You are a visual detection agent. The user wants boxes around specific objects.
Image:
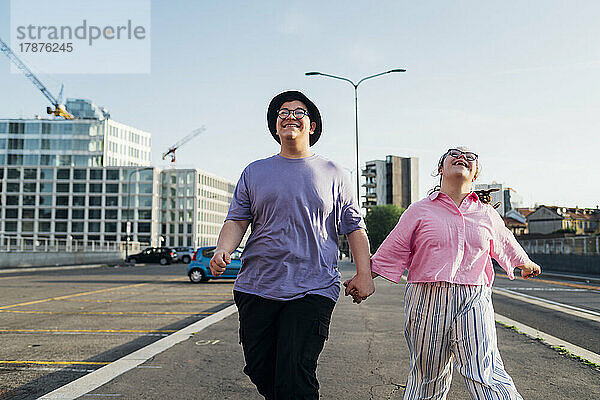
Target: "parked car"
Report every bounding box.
[127,247,177,265]
[173,246,195,263]
[187,246,242,283]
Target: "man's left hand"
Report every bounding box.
[343,273,375,304]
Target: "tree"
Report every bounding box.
[364,204,405,253]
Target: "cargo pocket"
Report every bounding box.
[302,314,330,364]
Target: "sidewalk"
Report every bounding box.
[64,263,600,399]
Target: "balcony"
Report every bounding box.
[362,170,376,178]
[362,182,376,188]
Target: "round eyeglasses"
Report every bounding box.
[447,149,478,162]
[277,108,309,120]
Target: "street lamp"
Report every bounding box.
[125,166,154,260]
[305,69,406,206]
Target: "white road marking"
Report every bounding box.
[495,313,600,365]
[492,287,600,322]
[497,287,590,292]
[37,304,237,400]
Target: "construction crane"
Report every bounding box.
[0,36,74,119]
[162,126,206,163]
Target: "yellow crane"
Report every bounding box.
[0,36,74,119]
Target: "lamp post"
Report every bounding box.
[125,166,153,260]
[305,69,406,207]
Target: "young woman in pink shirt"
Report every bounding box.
[351,147,541,400]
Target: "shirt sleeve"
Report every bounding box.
[489,208,530,279]
[338,172,366,235]
[370,205,419,283]
[225,168,253,222]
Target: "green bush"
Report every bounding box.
[365,204,405,253]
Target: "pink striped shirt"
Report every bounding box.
[370,191,531,286]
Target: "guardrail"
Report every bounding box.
[519,236,600,255]
[0,235,145,253]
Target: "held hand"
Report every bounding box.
[343,273,375,304]
[209,250,231,277]
[519,262,541,279]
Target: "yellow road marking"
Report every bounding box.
[0,360,110,365]
[0,277,181,310]
[60,299,229,304]
[0,310,214,315]
[499,275,600,291]
[0,328,177,333]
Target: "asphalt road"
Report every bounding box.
[0,263,235,400]
[492,271,600,354]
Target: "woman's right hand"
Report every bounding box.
[519,262,541,279]
[209,250,231,276]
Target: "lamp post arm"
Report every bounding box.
[310,72,357,88]
[357,70,397,87]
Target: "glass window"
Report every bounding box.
[39,182,53,192]
[139,196,153,207]
[88,222,101,232]
[89,183,102,193]
[106,183,118,193]
[89,196,102,206]
[106,170,119,180]
[55,222,68,232]
[40,168,53,179]
[72,209,85,219]
[57,169,70,179]
[7,168,20,179]
[56,183,69,192]
[73,183,86,192]
[7,182,19,192]
[23,168,37,179]
[23,195,35,205]
[7,154,23,165]
[5,209,18,218]
[139,169,153,181]
[39,209,52,219]
[138,222,151,233]
[105,209,118,219]
[56,196,69,206]
[139,183,153,194]
[73,169,86,179]
[105,222,117,232]
[106,196,118,206]
[55,209,68,219]
[90,169,103,180]
[22,208,35,219]
[5,221,17,232]
[71,222,84,232]
[6,196,18,205]
[89,209,101,219]
[72,196,85,206]
[22,182,36,192]
[138,210,152,219]
[178,224,184,234]
[38,195,52,206]
[39,221,51,232]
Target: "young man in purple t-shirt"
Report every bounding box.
[209,90,374,399]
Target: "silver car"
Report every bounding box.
[173,246,195,263]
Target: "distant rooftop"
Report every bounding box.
[65,98,110,120]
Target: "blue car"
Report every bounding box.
[187,246,242,283]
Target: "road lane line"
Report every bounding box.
[0,361,111,365]
[496,275,600,291]
[492,287,600,322]
[0,310,214,316]
[38,304,238,400]
[60,299,228,304]
[0,329,177,333]
[495,313,600,365]
[0,278,182,310]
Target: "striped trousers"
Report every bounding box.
[403,282,522,400]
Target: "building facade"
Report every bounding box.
[0,165,159,245]
[362,155,419,211]
[0,100,151,168]
[158,169,236,248]
[527,206,600,235]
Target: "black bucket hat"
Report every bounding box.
[267,90,322,146]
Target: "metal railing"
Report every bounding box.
[519,236,600,255]
[0,235,145,253]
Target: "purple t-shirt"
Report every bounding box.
[226,154,365,302]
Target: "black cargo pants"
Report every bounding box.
[233,291,336,400]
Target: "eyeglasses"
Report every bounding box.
[447,148,478,162]
[277,108,309,120]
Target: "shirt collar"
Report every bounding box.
[428,190,480,203]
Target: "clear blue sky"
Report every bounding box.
[1,1,599,208]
